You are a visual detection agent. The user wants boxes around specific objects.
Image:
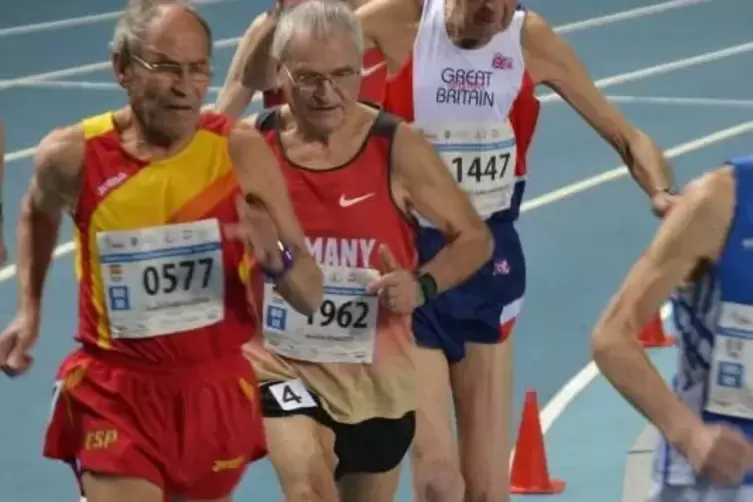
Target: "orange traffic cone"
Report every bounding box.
[639,313,676,348]
[510,390,566,495]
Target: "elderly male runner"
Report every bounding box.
[216,0,387,117]
[0,2,322,502]
[352,0,678,500]
[240,1,492,500]
[593,157,753,501]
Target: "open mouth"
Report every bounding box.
[309,105,338,112]
[165,104,194,111]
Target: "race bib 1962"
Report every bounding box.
[418,120,519,224]
[705,301,753,420]
[262,265,380,364]
[97,219,225,340]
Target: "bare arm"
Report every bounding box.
[228,121,323,315]
[355,0,420,72]
[392,122,493,293]
[18,126,83,312]
[592,167,733,452]
[523,12,674,197]
[215,12,278,119]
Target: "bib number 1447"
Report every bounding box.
[451,153,510,183]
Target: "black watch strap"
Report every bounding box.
[656,187,678,196]
[416,272,438,306]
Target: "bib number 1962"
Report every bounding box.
[306,299,369,329]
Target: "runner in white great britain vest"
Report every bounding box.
[359,0,677,498]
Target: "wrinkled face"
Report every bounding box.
[451,0,517,44]
[279,29,361,135]
[114,6,212,146]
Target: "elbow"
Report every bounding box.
[590,321,613,368]
[590,309,636,370]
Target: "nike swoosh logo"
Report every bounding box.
[362,61,386,78]
[339,193,375,207]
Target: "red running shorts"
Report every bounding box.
[43,347,267,499]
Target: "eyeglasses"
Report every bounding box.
[132,54,213,84]
[282,65,360,92]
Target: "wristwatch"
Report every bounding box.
[415,272,438,307]
[260,241,295,280]
[656,187,678,196]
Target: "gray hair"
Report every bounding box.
[270,0,364,62]
[110,0,213,65]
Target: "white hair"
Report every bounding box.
[110,0,213,62]
[270,0,364,62]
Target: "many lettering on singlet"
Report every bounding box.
[98,219,225,339]
[263,237,380,364]
[705,302,753,419]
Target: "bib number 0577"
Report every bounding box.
[307,299,369,329]
[452,153,510,183]
[142,257,214,296]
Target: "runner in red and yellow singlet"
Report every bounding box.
[240,2,492,500]
[0,3,322,502]
[216,0,387,120]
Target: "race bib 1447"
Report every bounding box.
[419,120,519,222]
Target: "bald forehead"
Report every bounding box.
[143,4,211,57]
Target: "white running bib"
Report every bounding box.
[419,120,518,223]
[97,219,225,340]
[268,379,318,411]
[262,265,380,364]
[705,301,753,419]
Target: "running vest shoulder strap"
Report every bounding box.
[368,107,403,184]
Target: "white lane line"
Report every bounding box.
[554,0,708,34]
[7,40,752,165]
[605,95,753,108]
[0,0,706,92]
[0,0,235,38]
[9,80,223,93]
[539,302,673,438]
[0,36,241,92]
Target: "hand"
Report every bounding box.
[0,310,40,378]
[227,194,286,274]
[683,423,753,487]
[651,189,679,218]
[366,245,421,315]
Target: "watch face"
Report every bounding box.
[420,274,437,297]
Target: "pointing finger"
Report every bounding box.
[379,244,401,273]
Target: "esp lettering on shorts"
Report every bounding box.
[84,429,118,450]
